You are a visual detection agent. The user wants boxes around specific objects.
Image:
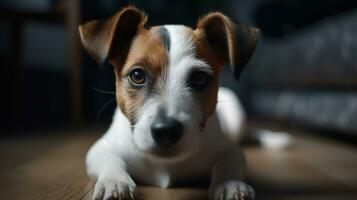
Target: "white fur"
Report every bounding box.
[87,86,245,183]
[164,25,211,121]
[216,87,246,142]
[86,25,254,200]
[130,25,210,160]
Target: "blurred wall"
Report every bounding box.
[239,0,357,134]
[1,0,357,136]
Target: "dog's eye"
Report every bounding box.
[129,68,146,86]
[188,71,211,90]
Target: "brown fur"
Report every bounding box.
[188,28,222,120]
[196,12,259,79]
[192,12,259,120]
[114,27,169,123]
[79,6,147,67]
[197,12,236,66]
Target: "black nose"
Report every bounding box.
[151,115,183,148]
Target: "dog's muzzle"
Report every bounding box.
[150,112,183,148]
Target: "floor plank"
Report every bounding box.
[0,127,357,199]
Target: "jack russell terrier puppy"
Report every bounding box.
[79,6,259,200]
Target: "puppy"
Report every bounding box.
[79,6,259,200]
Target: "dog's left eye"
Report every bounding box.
[128,68,146,86]
[188,71,211,90]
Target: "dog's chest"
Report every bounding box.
[128,147,221,188]
[127,133,229,188]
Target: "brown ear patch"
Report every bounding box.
[197,12,235,67]
[78,6,147,67]
[196,12,259,80]
[234,23,260,78]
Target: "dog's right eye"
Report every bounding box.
[128,68,146,86]
[188,70,211,90]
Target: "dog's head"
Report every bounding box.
[79,6,259,159]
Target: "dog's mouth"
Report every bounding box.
[148,146,181,158]
[143,145,196,164]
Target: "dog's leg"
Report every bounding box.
[86,139,136,200]
[209,147,255,200]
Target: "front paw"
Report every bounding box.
[209,180,255,200]
[92,174,136,200]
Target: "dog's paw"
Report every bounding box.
[92,174,136,200]
[210,180,255,200]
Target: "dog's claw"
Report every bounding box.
[113,191,118,199]
[92,175,136,200]
[234,191,255,200]
[237,182,255,200]
[232,192,255,200]
[105,197,117,200]
[210,180,255,200]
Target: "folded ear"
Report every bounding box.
[79,6,147,67]
[196,12,259,80]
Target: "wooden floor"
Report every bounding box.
[1,126,357,200]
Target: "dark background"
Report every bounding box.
[1,0,357,138]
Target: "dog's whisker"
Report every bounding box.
[96,97,116,121]
[90,86,116,95]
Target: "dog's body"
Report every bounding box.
[80,7,258,200]
[87,87,245,186]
